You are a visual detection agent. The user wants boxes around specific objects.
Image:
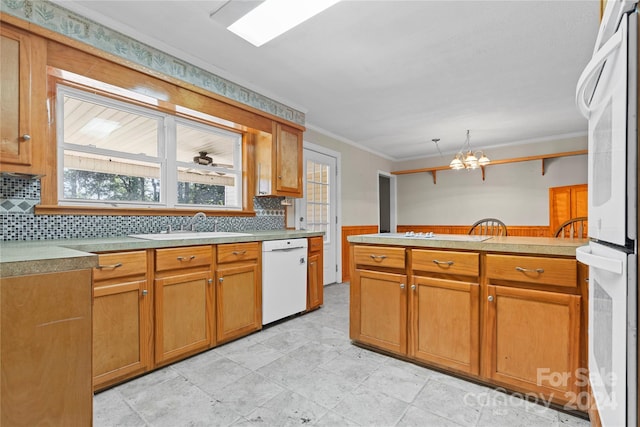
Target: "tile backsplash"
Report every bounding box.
[1,176,285,241]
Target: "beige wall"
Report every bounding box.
[304,129,588,228]
[303,128,394,226]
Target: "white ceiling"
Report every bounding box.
[53,0,600,161]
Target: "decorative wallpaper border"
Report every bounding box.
[0,0,305,126]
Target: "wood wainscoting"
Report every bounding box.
[342,225,378,282]
[397,225,550,237]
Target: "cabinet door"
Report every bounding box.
[154,271,213,365]
[275,123,302,196]
[307,252,323,310]
[410,276,480,375]
[0,26,32,166]
[484,285,581,400]
[549,184,588,235]
[215,263,261,344]
[93,279,152,390]
[350,269,407,355]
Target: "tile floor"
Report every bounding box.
[94,282,591,426]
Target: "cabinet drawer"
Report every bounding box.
[353,245,405,269]
[486,254,577,289]
[412,249,479,276]
[309,236,323,253]
[156,245,213,272]
[217,242,259,264]
[93,251,147,282]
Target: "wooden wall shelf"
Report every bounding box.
[391,150,588,184]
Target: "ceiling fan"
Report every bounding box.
[193,151,233,169]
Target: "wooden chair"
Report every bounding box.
[554,217,588,238]
[468,218,508,236]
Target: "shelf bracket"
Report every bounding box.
[481,166,486,181]
[541,158,546,176]
[429,170,437,184]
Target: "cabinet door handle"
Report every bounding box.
[515,266,544,274]
[97,262,122,269]
[177,255,196,261]
[219,277,224,283]
[411,285,416,291]
[141,289,148,296]
[432,260,454,266]
[370,254,387,261]
[232,250,247,255]
[488,295,494,302]
[208,279,213,284]
[400,283,405,289]
[22,134,31,141]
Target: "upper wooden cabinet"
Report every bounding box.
[549,184,588,236]
[0,25,47,174]
[255,122,303,197]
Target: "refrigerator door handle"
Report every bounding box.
[575,27,624,118]
[576,245,623,274]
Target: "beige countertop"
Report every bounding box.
[347,233,587,256]
[0,230,323,278]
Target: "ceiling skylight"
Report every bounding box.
[227,0,340,47]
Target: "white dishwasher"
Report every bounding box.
[262,238,308,325]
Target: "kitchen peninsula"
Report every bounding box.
[348,233,588,412]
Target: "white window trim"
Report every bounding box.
[56,84,243,210]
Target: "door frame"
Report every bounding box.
[297,141,342,284]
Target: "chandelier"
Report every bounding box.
[449,130,490,170]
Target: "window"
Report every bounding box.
[57,84,243,209]
[305,159,330,235]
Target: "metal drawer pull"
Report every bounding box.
[488,295,494,302]
[232,250,247,255]
[432,260,454,266]
[141,289,148,296]
[515,266,544,274]
[400,283,405,289]
[370,254,387,260]
[177,255,196,261]
[97,263,122,270]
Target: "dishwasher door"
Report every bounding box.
[262,239,308,325]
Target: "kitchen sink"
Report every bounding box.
[129,231,251,240]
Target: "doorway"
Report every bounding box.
[378,171,396,234]
[296,143,340,284]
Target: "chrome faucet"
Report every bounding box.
[187,212,206,232]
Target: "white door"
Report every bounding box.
[297,145,339,285]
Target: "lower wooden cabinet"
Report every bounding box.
[307,236,324,311]
[410,249,480,375]
[351,268,408,355]
[215,242,261,344]
[90,238,319,390]
[92,250,152,391]
[349,243,586,410]
[154,246,214,366]
[1,269,93,426]
[484,284,581,400]
[411,276,480,375]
